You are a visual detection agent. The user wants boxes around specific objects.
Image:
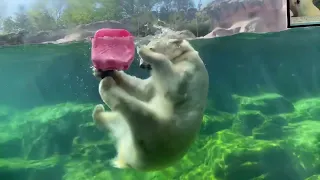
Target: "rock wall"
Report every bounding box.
[204,0,288,37]
[0,19,161,46]
[0,0,292,46]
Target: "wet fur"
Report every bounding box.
[92,38,209,171]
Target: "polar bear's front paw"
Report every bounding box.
[93,104,105,115]
[100,76,116,91]
[92,104,105,130]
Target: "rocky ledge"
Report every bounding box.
[0,20,199,47]
[0,0,292,47]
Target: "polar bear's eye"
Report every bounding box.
[149,48,155,51]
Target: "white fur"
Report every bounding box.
[92,38,209,171]
[290,0,320,16]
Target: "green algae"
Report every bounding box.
[1,94,320,179]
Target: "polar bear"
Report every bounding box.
[92,38,209,171]
[290,0,320,16]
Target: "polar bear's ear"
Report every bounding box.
[168,39,183,45]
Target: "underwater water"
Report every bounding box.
[1,27,320,180]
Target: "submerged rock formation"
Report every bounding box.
[1,95,320,179]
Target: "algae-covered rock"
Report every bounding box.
[0,119,23,158]
[64,136,211,180]
[253,120,284,140]
[61,122,318,180]
[284,121,320,152]
[269,115,289,126]
[0,156,65,180]
[305,175,320,180]
[0,105,16,121]
[77,122,105,143]
[252,115,289,140]
[292,98,320,122]
[1,103,95,160]
[201,112,234,135]
[208,130,303,180]
[0,132,22,158]
[232,110,266,136]
[233,93,295,115]
[2,96,320,180]
[71,138,114,162]
[277,98,320,123]
[282,121,320,177]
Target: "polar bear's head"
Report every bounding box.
[137,38,194,69]
[289,0,320,17]
[145,38,193,60]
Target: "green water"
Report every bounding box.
[1,27,320,180]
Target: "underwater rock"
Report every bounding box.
[294,98,320,121]
[0,103,95,160]
[284,121,320,152]
[77,122,105,143]
[252,114,288,140]
[269,115,289,126]
[0,156,65,180]
[283,121,320,178]
[201,112,234,135]
[71,121,115,162]
[1,100,320,179]
[209,130,303,180]
[280,98,320,123]
[252,120,284,140]
[233,93,295,115]
[232,110,266,136]
[71,136,114,162]
[305,175,320,180]
[0,106,16,122]
[250,115,288,141]
[0,132,22,158]
[0,108,23,158]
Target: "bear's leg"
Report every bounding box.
[92,104,119,130]
[111,140,130,169]
[111,157,128,169]
[93,105,132,169]
[106,84,160,134]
